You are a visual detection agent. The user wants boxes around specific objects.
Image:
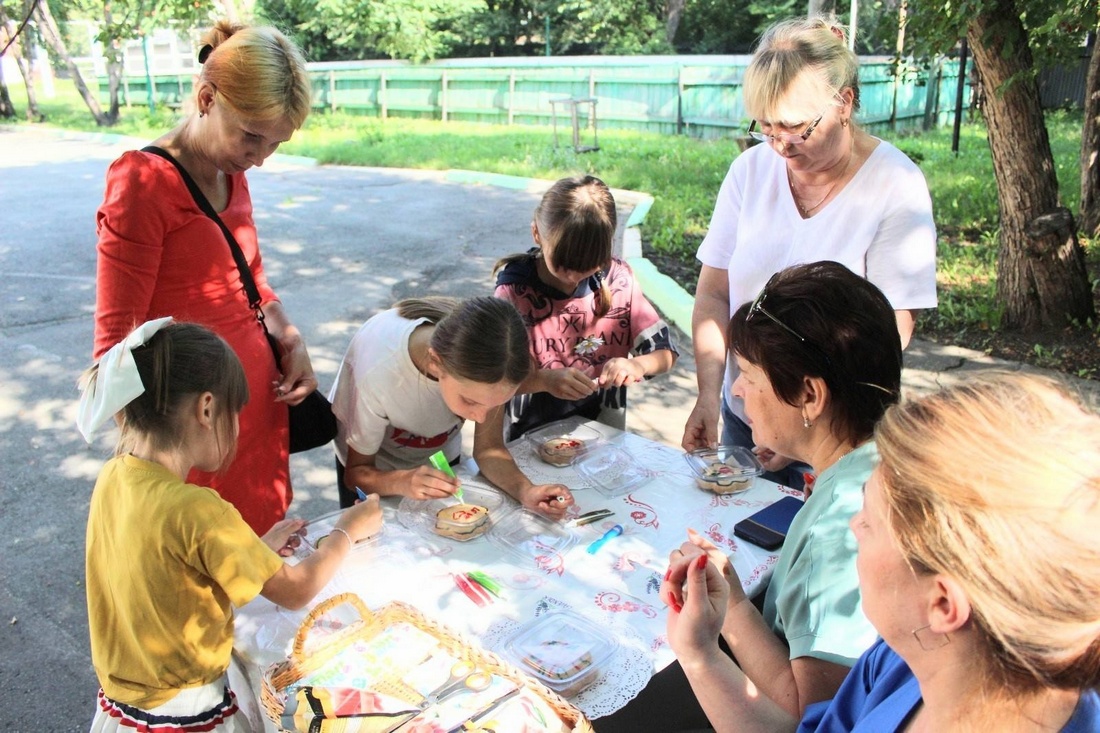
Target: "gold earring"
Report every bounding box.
[912,625,950,651]
[842,118,849,128]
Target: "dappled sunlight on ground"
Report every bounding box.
[60,452,110,482]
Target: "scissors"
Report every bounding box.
[421,661,492,708]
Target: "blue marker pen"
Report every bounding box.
[354,486,369,502]
[586,524,624,554]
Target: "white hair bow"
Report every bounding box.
[77,317,174,443]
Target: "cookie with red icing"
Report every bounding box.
[433,503,490,541]
[538,437,585,466]
[695,461,753,494]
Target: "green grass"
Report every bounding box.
[9,82,1093,337]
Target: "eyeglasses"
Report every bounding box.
[747,111,826,146]
[747,281,833,370]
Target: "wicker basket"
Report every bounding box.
[260,593,594,733]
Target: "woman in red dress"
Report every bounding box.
[94,21,315,533]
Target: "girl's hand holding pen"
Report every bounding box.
[401,464,462,501]
[542,367,598,401]
[337,493,383,543]
[597,357,645,389]
[522,483,574,519]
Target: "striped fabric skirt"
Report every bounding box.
[89,679,254,733]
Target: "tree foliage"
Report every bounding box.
[258,0,793,62]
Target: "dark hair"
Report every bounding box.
[728,261,901,446]
[494,176,616,316]
[395,297,531,385]
[86,322,249,463]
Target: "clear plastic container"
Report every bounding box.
[524,418,610,467]
[684,445,764,494]
[502,610,617,697]
[485,508,577,565]
[289,508,385,562]
[396,481,507,542]
[574,443,653,497]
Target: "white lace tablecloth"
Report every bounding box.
[233,426,798,729]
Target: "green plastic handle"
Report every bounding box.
[467,571,503,597]
[429,450,462,501]
[428,450,457,477]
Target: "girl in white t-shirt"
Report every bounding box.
[330,296,575,519]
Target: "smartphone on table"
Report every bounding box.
[733,495,804,550]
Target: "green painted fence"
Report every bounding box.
[100,54,968,139]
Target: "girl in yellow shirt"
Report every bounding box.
[79,318,380,732]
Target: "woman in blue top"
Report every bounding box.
[664,372,1100,732]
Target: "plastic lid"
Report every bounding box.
[524,417,610,466]
[288,507,385,563]
[397,481,507,541]
[683,445,764,494]
[684,445,764,477]
[575,443,653,497]
[485,507,577,565]
[503,610,617,696]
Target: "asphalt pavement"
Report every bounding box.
[1,125,1096,732]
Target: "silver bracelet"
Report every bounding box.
[330,527,354,548]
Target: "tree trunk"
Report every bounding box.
[1081,33,1100,236]
[4,2,44,122]
[0,8,18,118]
[0,59,15,118]
[665,0,686,47]
[33,0,111,126]
[101,6,121,125]
[967,3,1095,331]
[15,37,43,121]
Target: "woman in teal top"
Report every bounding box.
[666,373,1100,732]
[660,261,903,722]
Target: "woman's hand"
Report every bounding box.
[261,518,308,557]
[664,553,730,661]
[519,483,574,519]
[401,466,461,501]
[540,367,598,401]
[272,335,318,406]
[752,447,795,473]
[665,529,748,611]
[598,357,645,388]
[337,493,383,542]
[682,397,720,451]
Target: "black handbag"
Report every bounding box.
[143,146,338,453]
